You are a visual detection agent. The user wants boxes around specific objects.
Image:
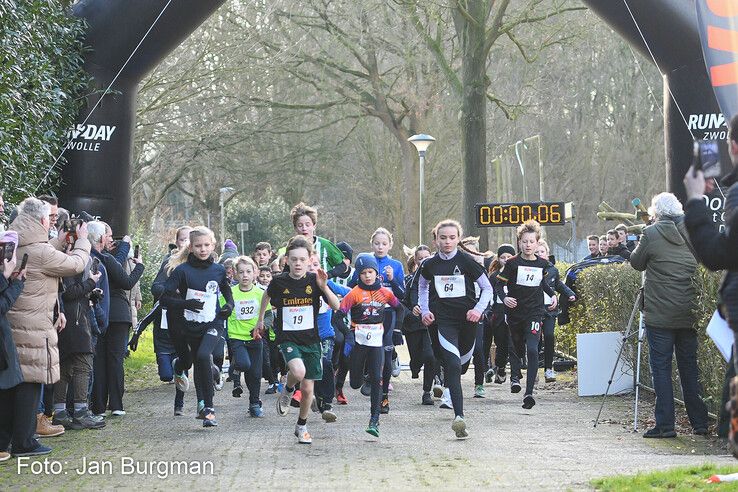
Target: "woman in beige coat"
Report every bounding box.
[3,198,90,457]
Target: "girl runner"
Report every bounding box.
[418,220,493,439]
[340,254,403,437]
[535,240,576,383]
[255,236,340,444]
[161,227,234,427]
[498,220,556,409]
[484,244,515,385]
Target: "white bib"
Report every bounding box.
[184,288,217,323]
[318,296,329,314]
[354,323,383,347]
[160,308,168,330]
[516,266,543,287]
[282,305,314,332]
[543,292,553,305]
[236,299,258,320]
[434,275,466,299]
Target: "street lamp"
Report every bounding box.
[219,186,234,249]
[408,134,435,244]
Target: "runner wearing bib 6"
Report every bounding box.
[418,220,493,440]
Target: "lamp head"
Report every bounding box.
[408,134,436,154]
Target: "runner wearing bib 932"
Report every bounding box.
[339,254,403,438]
[497,220,557,410]
[419,220,492,440]
[255,236,340,445]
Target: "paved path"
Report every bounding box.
[1,368,734,490]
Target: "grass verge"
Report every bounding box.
[123,331,159,392]
[592,464,738,491]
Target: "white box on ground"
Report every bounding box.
[576,331,634,397]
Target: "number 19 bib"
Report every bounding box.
[434,275,465,298]
[282,306,314,331]
[516,266,543,287]
[354,323,383,347]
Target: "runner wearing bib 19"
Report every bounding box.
[497,220,557,410]
[339,254,403,437]
[255,236,340,445]
[418,220,493,440]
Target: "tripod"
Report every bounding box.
[594,284,645,430]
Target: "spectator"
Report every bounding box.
[124,248,143,328]
[630,192,708,438]
[90,223,144,417]
[218,239,239,265]
[684,113,738,451]
[5,197,90,456]
[0,233,26,462]
[38,195,59,238]
[598,235,608,256]
[583,235,600,260]
[606,229,630,259]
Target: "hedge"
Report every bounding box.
[557,262,726,415]
[0,0,88,202]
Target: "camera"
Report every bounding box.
[62,218,83,233]
[693,140,722,179]
[0,241,15,273]
[89,288,104,304]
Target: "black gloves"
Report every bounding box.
[183,299,205,312]
[217,303,233,320]
[128,333,140,352]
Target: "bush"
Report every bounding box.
[558,262,726,415]
[0,1,88,202]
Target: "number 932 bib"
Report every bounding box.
[236,299,258,320]
[434,275,466,298]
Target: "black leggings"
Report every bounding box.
[182,328,221,409]
[509,319,542,396]
[542,316,556,370]
[404,329,436,392]
[490,312,509,370]
[350,343,384,419]
[335,331,352,392]
[473,322,487,385]
[381,310,396,395]
[436,318,476,418]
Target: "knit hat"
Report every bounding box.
[336,241,353,262]
[354,253,379,275]
[224,239,237,251]
[497,244,515,257]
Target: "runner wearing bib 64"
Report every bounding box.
[497,220,556,410]
[339,254,403,437]
[255,236,340,444]
[418,220,493,440]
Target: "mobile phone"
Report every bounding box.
[693,140,722,178]
[0,241,14,261]
[134,245,140,259]
[627,234,639,242]
[91,257,100,275]
[19,253,28,272]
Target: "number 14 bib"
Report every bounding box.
[434,275,466,298]
[516,266,543,287]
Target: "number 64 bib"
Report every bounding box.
[434,275,465,298]
[282,306,314,331]
[354,323,384,347]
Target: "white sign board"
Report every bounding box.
[576,331,634,397]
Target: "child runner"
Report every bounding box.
[255,236,340,444]
[161,226,234,427]
[348,227,405,413]
[257,266,281,394]
[498,220,557,409]
[222,256,271,416]
[535,240,576,383]
[484,244,515,385]
[289,202,348,278]
[253,241,274,268]
[418,220,492,439]
[401,245,437,406]
[339,254,403,437]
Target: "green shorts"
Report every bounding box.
[279,342,323,381]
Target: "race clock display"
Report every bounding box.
[475,202,573,227]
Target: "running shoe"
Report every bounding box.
[544,369,557,382]
[452,416,469,439]
[174,406,184,416]
[484,368,495,384]
[249,403,264,418]
[360,380,371,397]
[232,384,243,398]
[71,409,106,430]
[265,383,278,395]
[277,387,294,416]
[643,427,676,438]
[522,394,536,409]
[494,367,507,384]
[366,419,380,437]
[432,378,444,398]
[391,356,401,377]
[214,373,224,392]
[422,392,434,406]
[474,384,485,398]
[322,408,337,423]
[439,388,453,409]
[196,400,205,419]
[510,379,522,394]
[203,408,218,427]
[388,382,394,393]
[111,410,126,416]
[294,424,312,444]
[336,390,348,405]
[291,390,302,408]
[380,398,390,414]
[173,358,189,392]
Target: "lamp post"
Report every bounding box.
[219,186,234,249]
[408,134,435,244]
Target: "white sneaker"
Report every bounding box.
[294,424,312,444]
[111,410,126,416]
[391,357,401,377]
[432,380,444,399]
[439,388,453,410]
[276,387,293,416]
[452,415,469,439]
[545,369,557,382]
[173,358,189,392]
[214,373,224,391]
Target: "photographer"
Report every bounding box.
[630,192,708,438]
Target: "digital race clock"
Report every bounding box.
[475,202,573,227]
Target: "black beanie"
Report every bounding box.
[497,244,516,257]
[336,241,353,262]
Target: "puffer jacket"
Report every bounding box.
[5,213,90,384]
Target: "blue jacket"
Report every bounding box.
[349,254,406,299]
[317,280,350,340]
[90,249,110,333]
[0,276,24,390]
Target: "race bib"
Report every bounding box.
[160,308,168,330]
[282,306,314,332]
[318,296,329,314]
[354,323,383,347]
[543,292,553,305]
[184,286,218,323]
[516,266,543,287]
[434,275,465,299]
[236,299,258,320]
